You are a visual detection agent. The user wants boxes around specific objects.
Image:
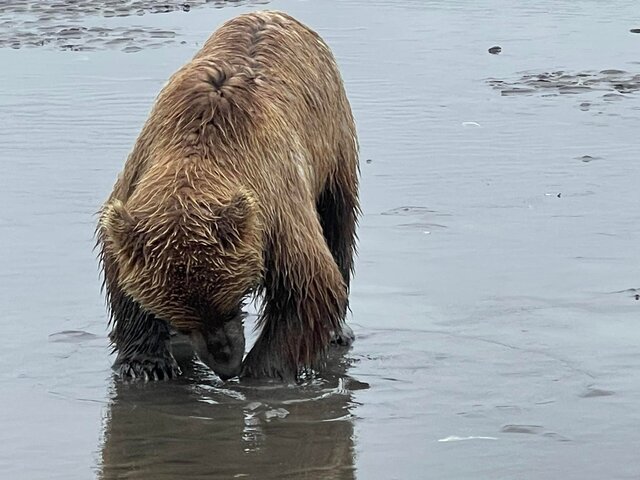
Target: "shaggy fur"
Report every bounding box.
[97,10,359,381]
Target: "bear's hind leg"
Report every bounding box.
[316,179,358,289]
[109,292,181,381]
[317,165,359,347]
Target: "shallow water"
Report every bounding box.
[1,1,640,479]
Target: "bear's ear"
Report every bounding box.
[100,199,137,251]
[213,189,258,250]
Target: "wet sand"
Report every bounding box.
[1,1,640,479]
[0,0,268,51]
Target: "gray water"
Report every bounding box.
[1,1,640,479]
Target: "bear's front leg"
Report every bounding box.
[110,294,181,381]
[242,212,348,380]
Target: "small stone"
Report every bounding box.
[488,46,502,54]
[264,408,289,421]
[630,28,640,34]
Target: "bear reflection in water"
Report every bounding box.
[99,346,365,480]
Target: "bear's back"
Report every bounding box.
[152,11,345,141]
[110,10,354,207]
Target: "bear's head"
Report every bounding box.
[100,188,263,380]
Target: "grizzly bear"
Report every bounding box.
[97,11,359,381]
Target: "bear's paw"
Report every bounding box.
[115,356,181,382]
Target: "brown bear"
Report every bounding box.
[96,10,359,381]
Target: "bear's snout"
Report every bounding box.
[189,324,245,381]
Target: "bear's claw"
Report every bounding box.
[115,356,181,382]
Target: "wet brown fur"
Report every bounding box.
[96,11,359,379]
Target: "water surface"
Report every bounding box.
[1,1,639,479]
